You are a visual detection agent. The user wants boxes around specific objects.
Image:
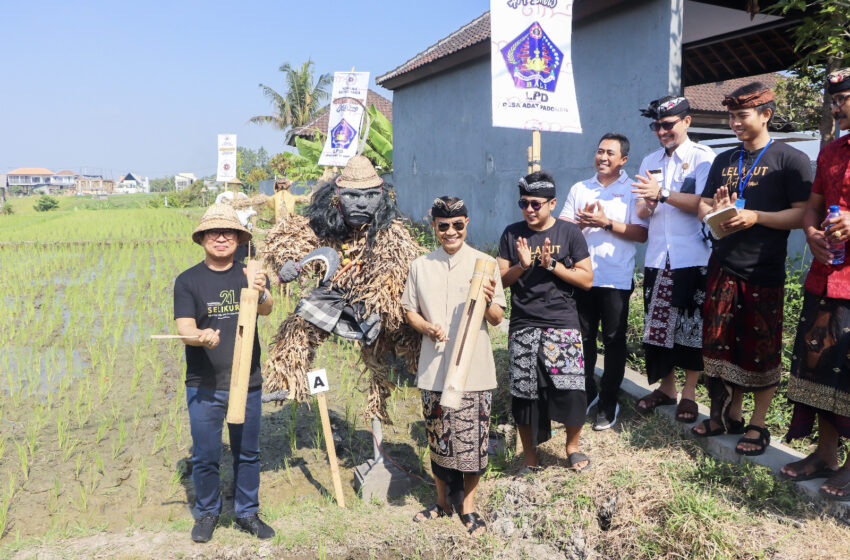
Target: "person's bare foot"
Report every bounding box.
[692,418,723,435]
[820,467,850,499]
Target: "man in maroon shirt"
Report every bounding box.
[781,67,850,501]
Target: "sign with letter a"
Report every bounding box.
[490,0,581,133]
[308,368,330,395]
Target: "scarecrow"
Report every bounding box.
[261,155,423,421]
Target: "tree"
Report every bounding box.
[775,66,825,131]
[768,0,850,145]
[150,176,175,192]
[248,60,332,143]
[34,195,59,212]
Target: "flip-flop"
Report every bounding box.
[675,398,698,423]
[819,468,850,501]
[568,452,592,472]
[413,503,453,522]
[636,389,676,413]
[460,512,487,535]
[782,453,839,482]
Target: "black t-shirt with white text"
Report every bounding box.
[498,219,590,332]
[701,141,812,286]
[173,261,269,390]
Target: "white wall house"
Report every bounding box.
[175,172,196,191]
[50,170,78,189]
[7,168,55,192]
[115,172,150,194]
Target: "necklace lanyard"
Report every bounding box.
[737,138,772,199]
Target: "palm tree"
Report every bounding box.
[249,60,332,143]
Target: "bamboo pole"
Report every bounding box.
[317,392,346,508]
[226,259,261,424]
[530,130,541,172]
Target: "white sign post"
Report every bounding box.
[307,369,345,508]
[216,134,237,183]
[490,1,581,134]
[318,72,370,167]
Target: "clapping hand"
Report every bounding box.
[516,237,533,270]
[576,202,610,229]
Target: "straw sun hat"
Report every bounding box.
[191,203,252,245]
[334,155,384,189]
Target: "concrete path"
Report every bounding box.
[599,358,850,520]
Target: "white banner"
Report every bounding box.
[318,71,370,167]
[216,133,237,182]
[490,1,581,133]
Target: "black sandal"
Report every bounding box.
[724,412,745,435]
[413,503,453,522]
[460,512,487,535]
[691,419,725,437]
[735,425,770,456]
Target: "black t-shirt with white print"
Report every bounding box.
[173,261,269,390]
[498,219,590,333]
[701,141,812,286]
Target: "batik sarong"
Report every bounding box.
[642,260,707,384]
[421,389,491,474]
[785,291,850,441]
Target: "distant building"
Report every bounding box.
[115,172,150,194]
[175,172,196,191]
[7,168,56,193]
[286,89,393,146]
[50,170,79,190]
[76,175,115,195]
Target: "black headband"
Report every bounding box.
[828,68,850,95]
[640,96,690,119]
[518,177,556,199]
[431,197,468,218]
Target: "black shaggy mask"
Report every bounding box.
[307,179,402,247]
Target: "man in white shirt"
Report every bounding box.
[630,96,716,423]
[560,133,648,430]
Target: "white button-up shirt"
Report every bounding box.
[559,170,648,290]
[638,138,715,269]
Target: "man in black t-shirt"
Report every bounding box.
[173,203,274,543]
[497,171,594,473]
[695,82,812,456]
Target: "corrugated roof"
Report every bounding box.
[9,167,55,175]
[376,12,490,87]
[288,89,394,143]
[685,72,782,113]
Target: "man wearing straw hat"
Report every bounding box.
[174,203,274,543]
[402,196,505,536]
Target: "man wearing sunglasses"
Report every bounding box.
[174,204,274,543]
[629,95,716,425]
[559,133,648,431]
[497,171,594,473]
[403,196,505,535]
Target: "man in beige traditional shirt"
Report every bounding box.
[402,196,505,536]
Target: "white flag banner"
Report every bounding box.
[490,1,581,133]
[318,71,370,167]
[216,133,237,182]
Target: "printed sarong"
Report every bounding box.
[421,390,491,474]
[509,327,584,399]
[785,291,850,441]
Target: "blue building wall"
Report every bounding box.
[390,0,684,251]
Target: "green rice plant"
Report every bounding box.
[95,415,109,444]
[47,478,60,515]
[167,470,182,498]
[77,483,88,513]
[282,456,294,485]
[288,402,298,454]
[0,436,6,463]
[62,437,79,462]
[152,417,169,454]
[137,458,147,506]
[112,418,126,459]
[14,441,29,481]
[93,451,106,475]
[75,452,84,478]
[0,475,15,538]
[144,387,153,409]
[25,422,39,457]
[56,410,69,451]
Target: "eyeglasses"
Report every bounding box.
[832,93,850,107]
[436,220,466,232]
[649,119,681,132]
[518,199,545,211]
[205,229,237,240]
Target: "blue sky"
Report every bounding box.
[0,0,489,179]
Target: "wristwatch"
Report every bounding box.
[603,222,613,232]
[258,290,268,305]
[562,256,575,269]
[546,259,557,272]
[658,188,671,204]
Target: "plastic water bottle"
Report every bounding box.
[826,205,845,265]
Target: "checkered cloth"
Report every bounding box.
[295,286,381,344]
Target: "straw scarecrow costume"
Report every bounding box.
[261,156,423,421]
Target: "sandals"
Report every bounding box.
[735,425,770,456]
[636,389,676,413]
[460,512,487,535]
[675,398,698,423]
[819,467,850,501]
[568,452,592,472]
[413,503,453,522]
[782,453,839,482]
[691,419,725,437]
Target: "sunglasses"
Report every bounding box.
[205,229,237,240]
[436,220,466,232]
[518,199,545,211]
[649,119,681,131]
